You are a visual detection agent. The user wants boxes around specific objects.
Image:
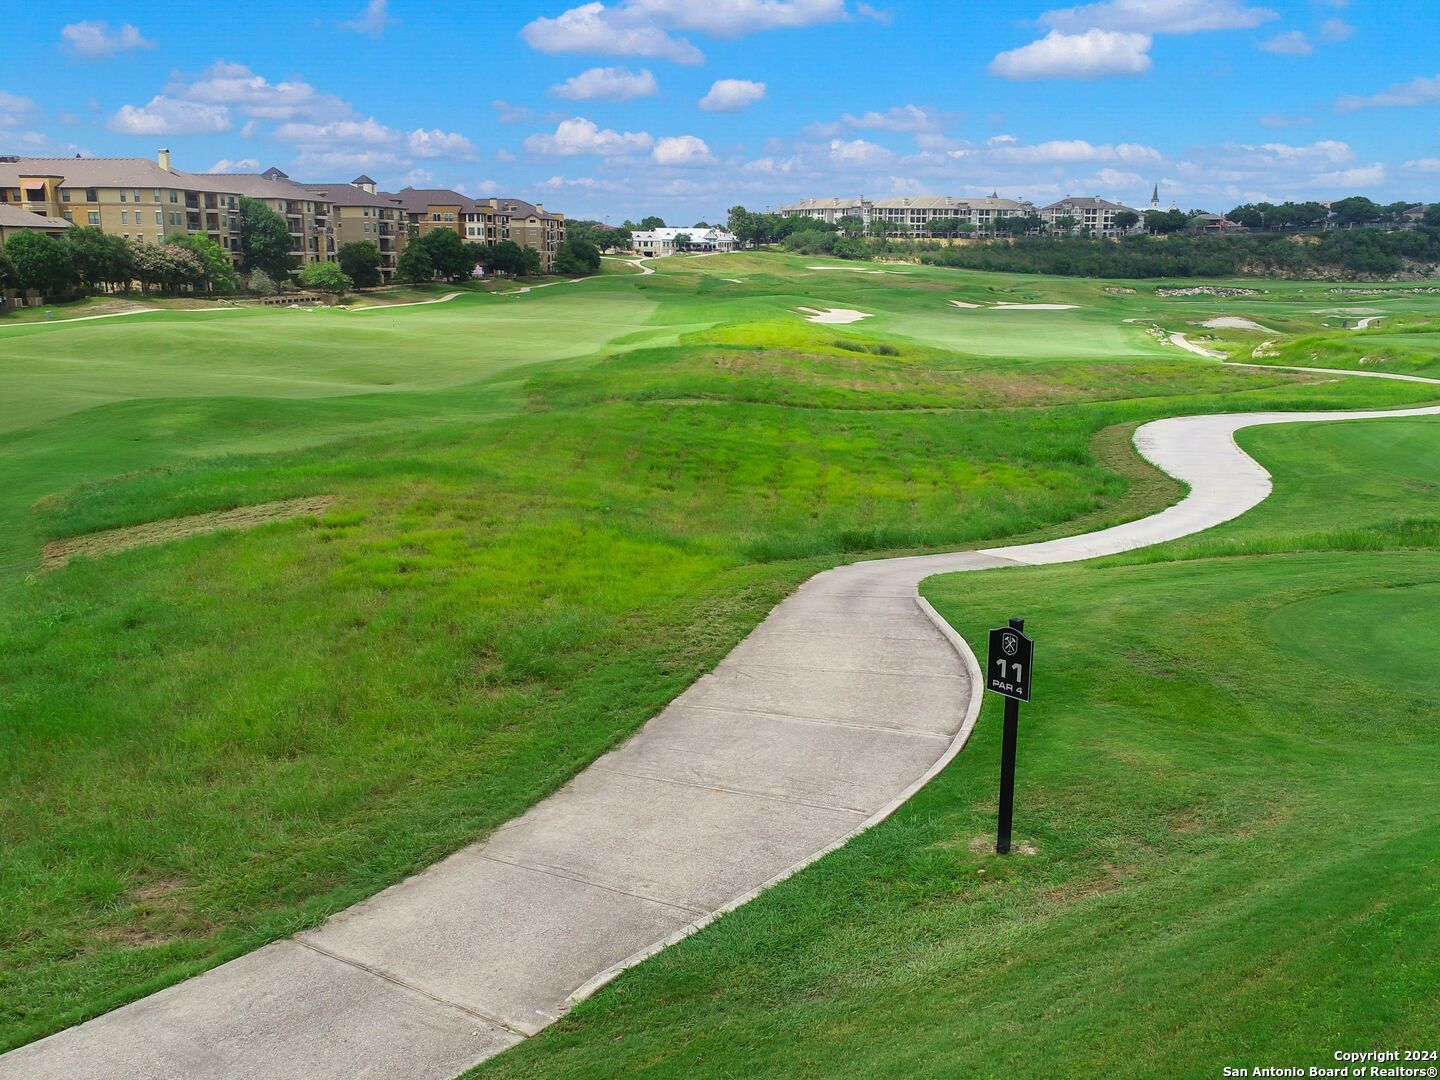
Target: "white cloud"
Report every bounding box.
[829,137,893,167]
[275,118,476,163]
[1260,31,1311,55]
[988,139,1161,164]
[1315,163,1386,188]
[1337,74,1440,112]
[0,91,39,127]
[1403,158,1440,173]
[520,0,852,63]
[340,0,396,37]
[524,116,655,156]
[630,0,848,35]
[1039,0,1276,34]
[521,3,705,64]
[407,128,478,158]
[108,96,231,135]
[699,78,767,111]
[827,103,945,133]
[990,29,1152,79]
[652,134,716,165]
[206,157,260,172]
[60,21,154,59]
[552,66,659,100]
[399,168,435,187]
[493,100,532,124]
[1319,18,1353,42]
[741,154,802,174]
[174,61,345,122]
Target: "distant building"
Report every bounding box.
[775,194,1035,236]
[194,166,332,265]
[302,178,404,280]
[1039,196,1144,236]
[632,226,738,257]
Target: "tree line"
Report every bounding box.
[1,196,605,301]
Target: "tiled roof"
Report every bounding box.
[299,182,398,209]
[0,156,238,193]
[194,171,331,202]
[0,204,70,229]
[380,187,479,213]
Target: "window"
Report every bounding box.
[169,190,178,203]
[62,189,72,202]
[121,211,129,224]
[155,211,163,225]
[120,190,127,202]
[86,188,98,202]
[154,189,161,202]
[63,211,73,222]
[134,190,141,203]
[88,212,100,224]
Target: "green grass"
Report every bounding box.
[472,415,1440,1080]
[2,252,1439,1054]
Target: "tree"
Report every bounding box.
[1144,208,1189,234]
[238,196,294,280]
[478,240,524,276]
[1425,204,1440,229]
[553,237,601,276]
[836,214,866,238]
[134,243,205,296]
[5,231,76,294]
[518,247,542,276]
[0,249,17,291]
[395,241,435,284]
[166,232,236,294]
[298,260,353,295]
[245,268,280,295]
[66,226,134,293]
[415,228,474,282]
[672,231,692,251]
[1052,214,1079,233]
[1330,196,1382,228]
[337,241,383,288]
[639,215,666,229]
[1113,210,1140,231]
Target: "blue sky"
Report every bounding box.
[4,0,1438,223]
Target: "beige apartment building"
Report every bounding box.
[776,194,1035,236]
[196,167,331,265]
[0,202,70,246]
[0,150,335,267]
[374,187,566,271]
[0,150,246,256]
[302,175,402,280]
[1039,196,1142,237]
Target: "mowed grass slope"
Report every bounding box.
[1,253,1437,1052]
[473,415,1440,1080]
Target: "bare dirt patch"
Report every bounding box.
[42,496,335,570]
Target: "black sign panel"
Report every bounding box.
[986,626,1034,702]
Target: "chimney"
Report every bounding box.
[535,202,543,212]
[158,148,172,171]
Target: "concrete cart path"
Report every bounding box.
[5,384,1439,1080]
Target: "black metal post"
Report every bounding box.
[996,617,1024,855]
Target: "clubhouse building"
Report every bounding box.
[631,226,739,257]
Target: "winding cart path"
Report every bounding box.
[4,378,1439,1080]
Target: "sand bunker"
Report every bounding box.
[42,496,335,570]
[806,266,905,275]
[991,303,1078,310]
[1201,316,1279,333]
[796,306,873,325]
[948,300,984,309]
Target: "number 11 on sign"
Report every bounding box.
[985,618,1035,854]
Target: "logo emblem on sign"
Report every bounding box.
[1002,633,1019,656]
